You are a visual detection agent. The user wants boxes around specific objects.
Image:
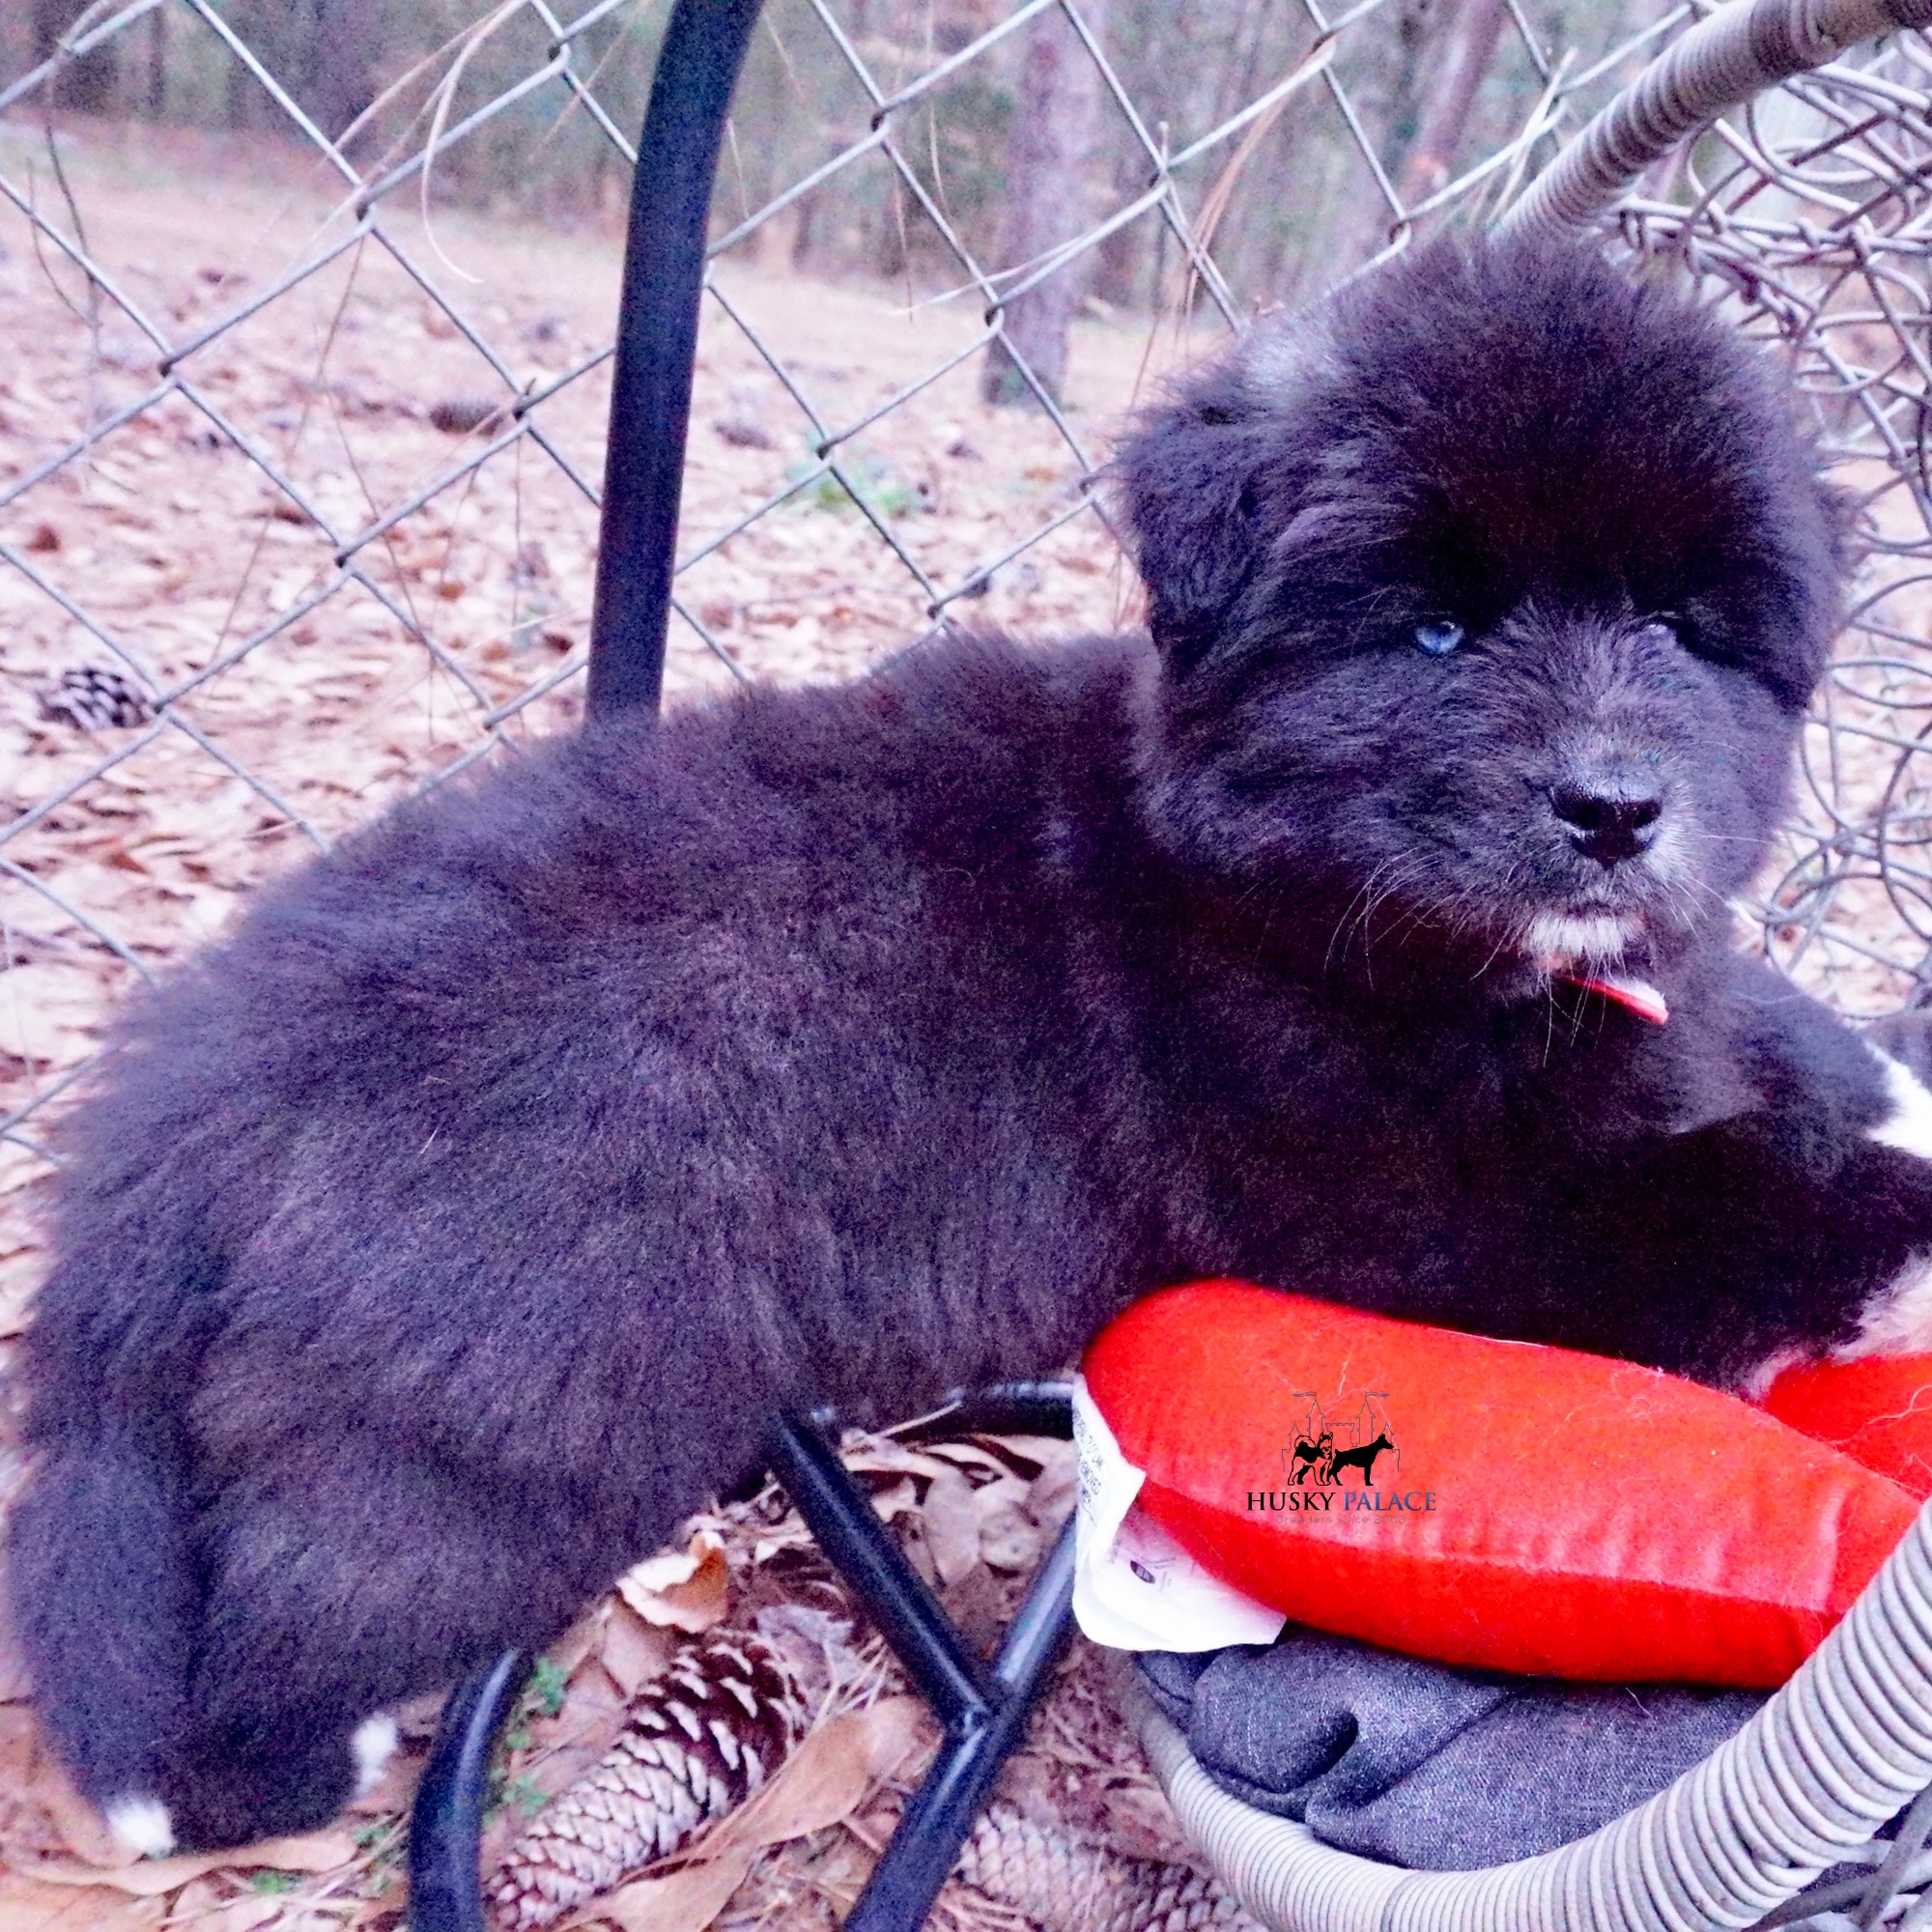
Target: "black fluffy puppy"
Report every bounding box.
[15,241,1932,1854]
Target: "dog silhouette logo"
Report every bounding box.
[1283,1390,1399,1487]
[1248,1389,1436,1516]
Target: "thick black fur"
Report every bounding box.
[14,240,1932,1849]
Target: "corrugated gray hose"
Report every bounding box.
[1121,1501,1932,1930]
[1499,0,1932,244]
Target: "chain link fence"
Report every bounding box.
[1608,41,1932,1016]
[3,0,1932,1218]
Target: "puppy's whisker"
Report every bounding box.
[1325,858,1402,974]
[1330,856,1433,980]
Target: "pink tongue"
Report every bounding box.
[1559,972,1669,1024]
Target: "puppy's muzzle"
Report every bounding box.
[1550,781,1662,867]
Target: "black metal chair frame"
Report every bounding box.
[406,7,1079,1926]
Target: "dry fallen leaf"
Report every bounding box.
[0,1254,43,1341]
[169,1895,285,1932]
[0,1874,160,1932]
[837,1440,955,1483]
[978,1500,1044,1575]
[20,1826,359,1896]
[598,1600,676,1698]
[0,1709,36,1795]
[1025,1442,1080,1528]
[24,1751,127,1869]
[0,1613,33,1707]
[919,1465,983,1587]
[0,965,104,1071]
[544,1608,608,1681]
[919,1440,1019,1482]
[616,1530,729,1634]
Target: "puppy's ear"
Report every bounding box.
[1113,327,1311,671]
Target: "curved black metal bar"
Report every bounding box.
[412,6,765,1922]
[410,1385,1074,1932]
[903,1378,1079,1442]
[586,0,765,719]
[770,1383,1076,1932]
[845,1518,1077,1932]
[407,1647,529,1932]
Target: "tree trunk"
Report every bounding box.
[306,0,381,143]
[225,39,252,130]
[1396,0,1510,207]
[1091,145,1151,312]
[145,4,166,120]
[1319,0,1442,277]
[33,0,117,114]
[980,0,1111,411]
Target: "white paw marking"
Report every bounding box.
[1845,1045,1932,1357]
[1867,1044,1932,1160]
[351,1713,399,1798]
[1523,909,1638,971]
[1842,1252,1932,1360]
[105,1795,176,1860]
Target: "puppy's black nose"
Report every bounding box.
[1551,784,1662,866]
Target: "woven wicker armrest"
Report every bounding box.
[1122,1495,1932,1931]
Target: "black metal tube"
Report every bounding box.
[903,1378,1076,1442]
[417,0,1081,1919]
[414,1392,1076,1932]
[586,0,764,720]
[767,1412,995,1722]
[407,1648,529,1932]
[842,1519,1078,1932]
[993,1512,1079,1691]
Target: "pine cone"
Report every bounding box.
[489,1629,808,1931]
[956,1803,1262,1932]
[39,665,156,731]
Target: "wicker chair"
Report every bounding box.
[1126,4,1932,1926]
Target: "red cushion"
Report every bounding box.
[1083,1281,1918,1687]
[1764,1354,1932,1499]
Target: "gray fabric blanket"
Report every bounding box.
[1137,1631,1767,1869]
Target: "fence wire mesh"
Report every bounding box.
[1,0,1931,1213]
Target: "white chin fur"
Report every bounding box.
[105,1795,176,1860]
[1523,910,1637,972]
[1740,1342,1809,1401]
[352,1713,400,1798]
[1843,1045,1932,1357]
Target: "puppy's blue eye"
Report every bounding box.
[1414,620,1463,657]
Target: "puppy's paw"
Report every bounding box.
[351,1714,399,1799]
[1839,1039,1932,1359]
[104,1795,176,1860]
[1843,1253,1932,1360]
[1868,1010,1932,1096]
[1864,1037,1932,1162]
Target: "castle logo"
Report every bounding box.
[1245,1386,1437,1515]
